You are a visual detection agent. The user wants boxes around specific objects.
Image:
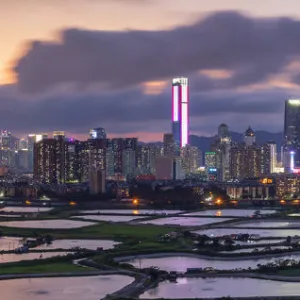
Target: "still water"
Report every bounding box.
[0,220,96,229]
[140,277,300,299]
[0,252,69,264]
[234,220,300,228]
[220,245,291,254]
[0,207,52,213]
[72,215,145,222]
[140,217,232,227]
[79,209,182,215]
[183,209,276,217]
[37,239,119,251]
[0,236,22,250]
[0,275,133,300]
[125,254,300,271]
[194,228,300,238]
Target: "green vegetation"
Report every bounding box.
[276,268,300,277]
[0,223,174,240]
[0,261,88,275]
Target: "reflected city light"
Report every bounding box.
[216,210,222,217]
[132,210,139,215]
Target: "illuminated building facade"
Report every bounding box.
[137,145,152,174]
[229,144,261,179]
[172,77,189,148]
[53,131,65,140]
[34,138,65,184]
[261,142,277,175]
[105,138,138,179]
[283,99,300,172]
[89,127,106,140]
[181,145,202,174]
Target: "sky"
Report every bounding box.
[2,0,300,141]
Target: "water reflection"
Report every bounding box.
[140,217,232,226]
[79,209,182,215]
[0,207,52,213]
[127,254,300,272]
[72,215,144,222]
[0,275,133,300]
[140,277,300,299]
[0,252,68,263]
[234,220,300,228]
[0,220,96,229]
[195,228,300,238]
[37,239,118,251]
[184,209,276,217]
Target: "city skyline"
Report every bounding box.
[1,1,300,140]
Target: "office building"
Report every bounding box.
[283,99,300,171]
[172,77,189,148]
[28,133,48,172]
[211,124,231,182]
[218,123,229,139]
[244,126,256,146]
[89,128,106,140]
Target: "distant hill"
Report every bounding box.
[140,131,283,154]
[190,131,283,153]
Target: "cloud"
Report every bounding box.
[13,11,300,93]
[0,83,288,138]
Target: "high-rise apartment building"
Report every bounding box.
[172,77,189,148]
[261,142,277,175]
[181,145,201,174]
[163,133,175,157]
[137,145,152,174]
[229,144,261,179]
[105,138,137,179]
[34,138,65,184]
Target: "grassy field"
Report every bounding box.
[276,268,300,277]
[0,222,174,240]
[0,261,89,275]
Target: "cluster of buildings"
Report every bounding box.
[2,78,300,199]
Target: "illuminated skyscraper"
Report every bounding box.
[283,99,300,171]
[172,77,189,148]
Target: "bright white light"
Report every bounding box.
[288,99,300,105]
[181,85,188,103]
[181,103,188,147]
[173,86,179,121]
[290,151,295,170]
